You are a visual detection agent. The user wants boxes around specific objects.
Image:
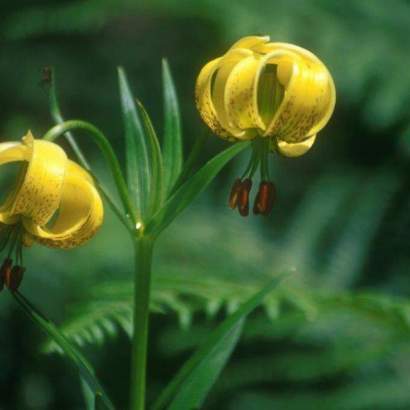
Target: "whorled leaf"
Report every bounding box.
[118,67,163,222]
[145,141,250,236]
[162,59,183,194]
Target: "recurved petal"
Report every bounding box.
[272,43,336,129]
[224,55,265,133]
[12,134,67,226]
[212,48,252,138]
[229,35,270,51]
[0,141,29,224]
[257,43,335,144]
[273,134,317,157]
[263,50,333,143]
[195,57,232,139]
[23,161,103,249]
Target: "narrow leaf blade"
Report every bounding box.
[136,100,164,214]
[12,291,115,410]
[145,141,250,236]
[162,59,183,193]
[152,275,284,410]
[48,67,90,169]
[168,320,243,410]
[118,67,163,221]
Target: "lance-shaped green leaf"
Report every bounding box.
[135,100,165,215]
[48,67,90,169]
[151,275,284,410]
[81,375,95,410]
[145,141,250,236]
[80,377,108,410]
[46,68,132,231]
[118,67,163,222]
[12,291,115,410]
[162,59,183,194]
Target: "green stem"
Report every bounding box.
[130,236,154,410]
[241,144,257,179]
[47,73,130,231]
[43,120,136,226]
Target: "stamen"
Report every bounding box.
[0,225,26,291]
[238,178,252,217]
[7,265,25,292]
[0,226,14,253]
[229,137,276,218]
[228,178,242,209]
[254,181,276,215]
[0,257,12,292]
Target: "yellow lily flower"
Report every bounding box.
[196,35,335,155]
[0,131,103,290]
[195,35,336,216]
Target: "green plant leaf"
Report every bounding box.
[135,100,165,214]
[118,67,163,222]
[95,393,105,410]
[167,320,243,410]
[151,275,284,410]
[162,59,183,194]
[12,291,115,410]
[145,141,250,236]
[45,67,131,231]
[81,375,95,410]
[48,67,90,169]
[80,377,108,410]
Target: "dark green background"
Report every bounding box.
[1,1,410,409]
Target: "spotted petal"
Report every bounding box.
[0,132,103,249]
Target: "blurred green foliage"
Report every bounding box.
[1,0,410,409]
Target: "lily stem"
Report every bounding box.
[130,235,154,410]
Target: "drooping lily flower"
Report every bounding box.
[0,131,103,291]
[196,35,336,216]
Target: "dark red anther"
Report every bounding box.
[0,258,12,292]
[238,178,252,217]
[253,181,276,215]
[7,266,25,292]
[228,178,242,209]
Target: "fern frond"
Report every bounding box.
[44,167,408,353]
[322,170,401,289]
[43,272,284,353]
[228,373,410,410]
[44,270,410,356]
